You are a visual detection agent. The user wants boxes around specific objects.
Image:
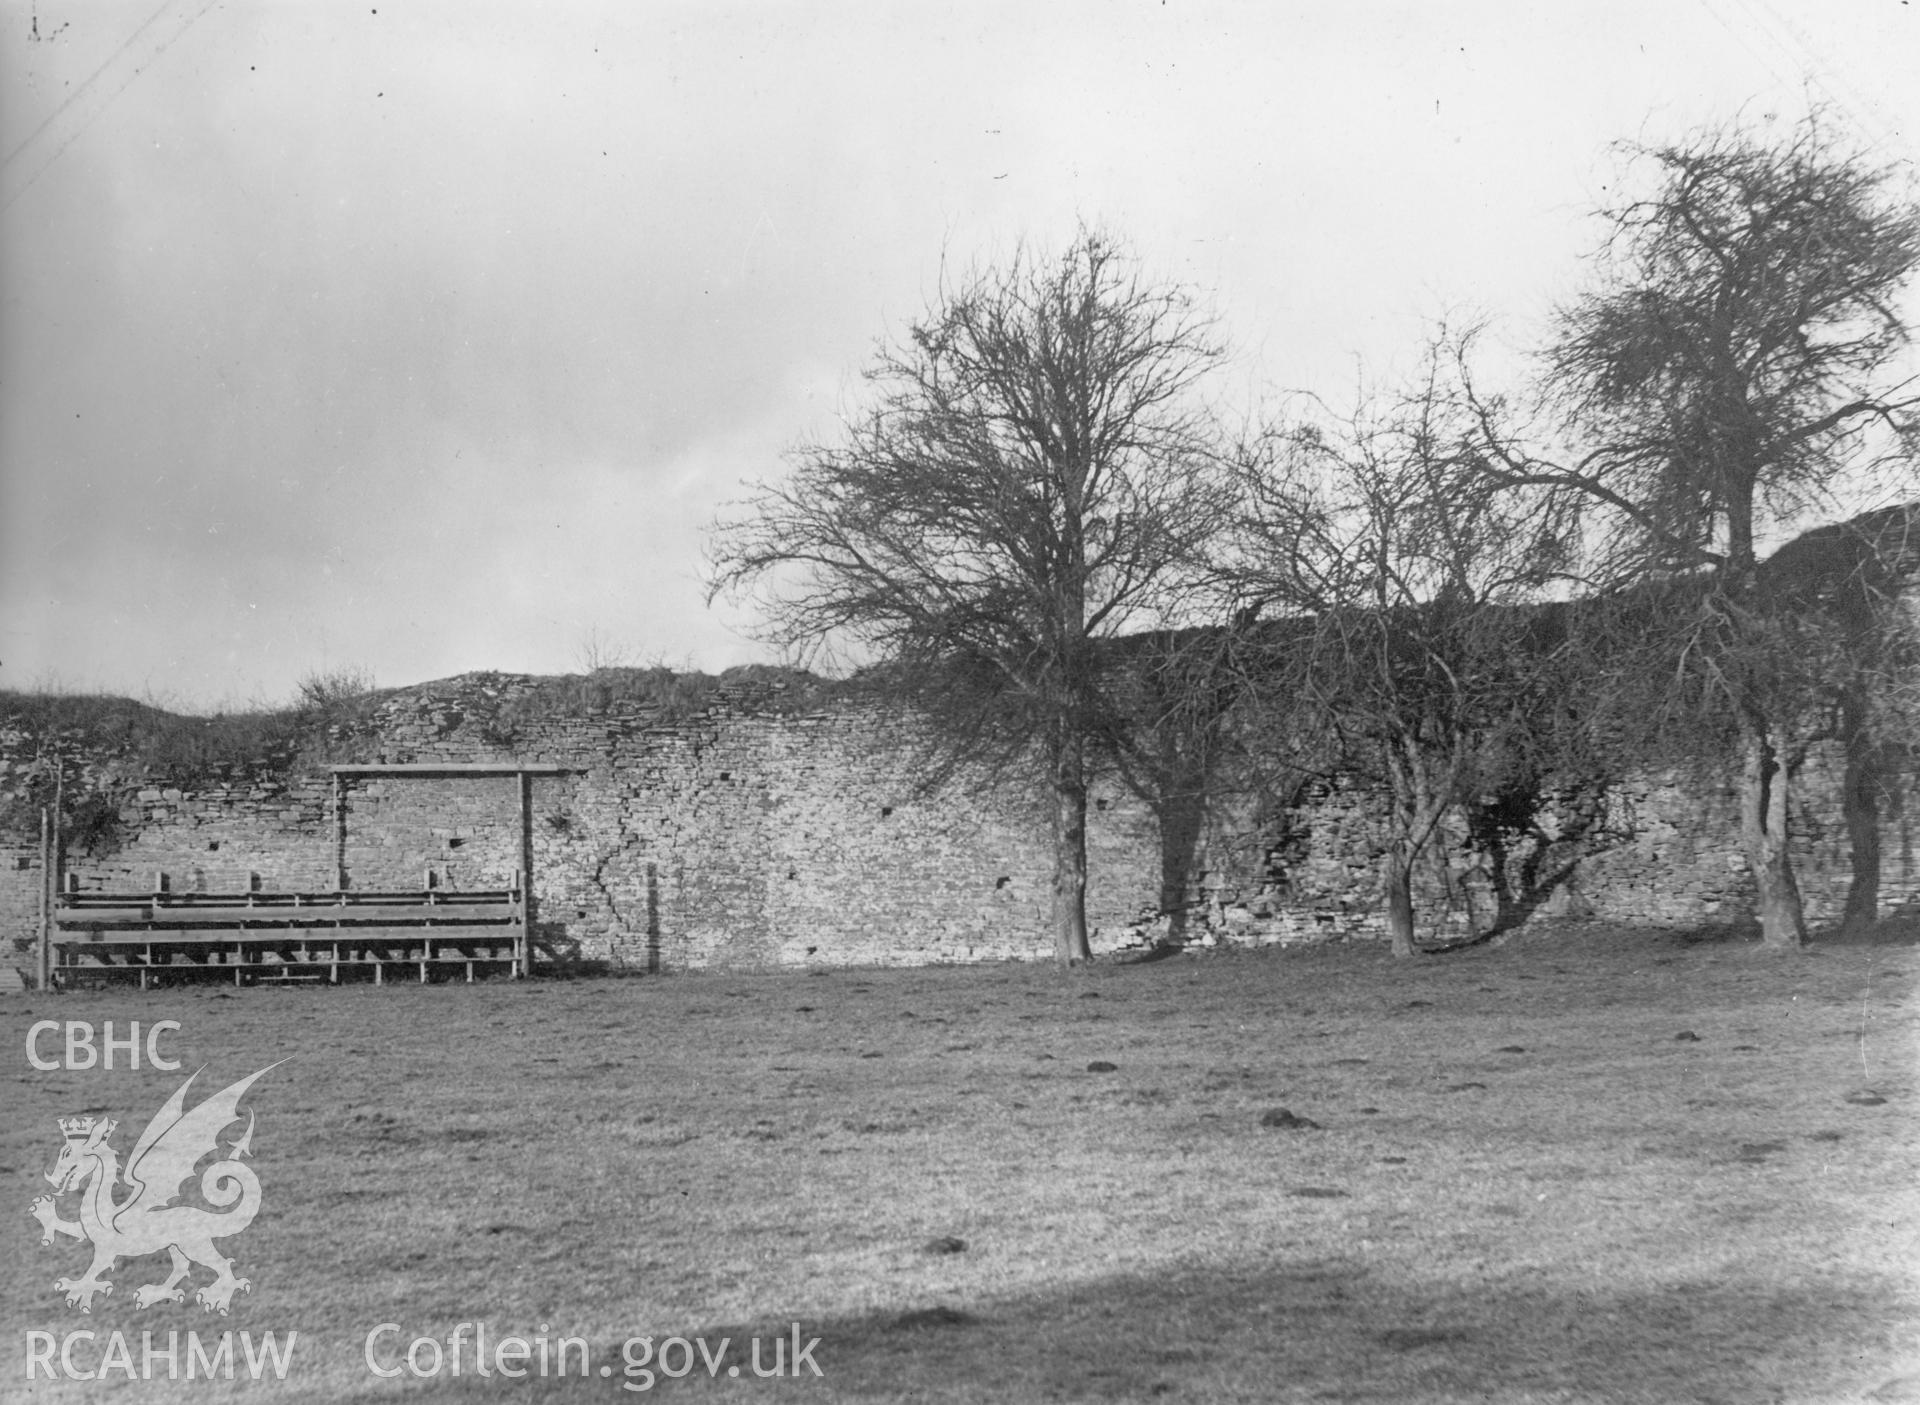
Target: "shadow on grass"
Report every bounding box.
[1658,916,1920,949]
[1662,921,1765,948]
[1113,942,1186,966]
[325,1256,1905,1402]
[1814,912,1920,947]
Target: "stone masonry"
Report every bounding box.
[2,671,1913,982]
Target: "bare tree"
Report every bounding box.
[1469,115,1920,947]
[1754,505,1920,937]
[706,231,1236,964]
[572,627,634,675]
[1226,336,1571,955]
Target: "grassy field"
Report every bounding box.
[3,922,1916,1403]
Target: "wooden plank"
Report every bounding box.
[54,906,153,925]
[38,807,50,992]
[144,887,516,905]
[55,926,519,952]
[50,955,518,975]
[330,763,571,776]
[518,769,534,978]
[58,906,521,931]
[57,893,519,921]
[52,952,517,974]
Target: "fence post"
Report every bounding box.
[38,807,51,991]
[517,770,534,978]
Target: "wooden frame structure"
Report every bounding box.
[43,763,567,989]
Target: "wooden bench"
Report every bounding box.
[51,878,531,988]
[31,762,570,991]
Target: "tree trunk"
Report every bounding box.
[1739,711,1807,949]
[1383,842,1417,958]
[1156,779,1206,945]
[1381,739,1440,959]
[1142,721,1213,946]
[1051,726,1093,966]
[1838,686,1881,940]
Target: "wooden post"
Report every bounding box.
[38,807,51,992]
[333,772,348,891]
[517,770,534,978]
[50,764,63,990]
[513,869,525,978]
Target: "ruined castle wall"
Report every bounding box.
[4,676,1916,985]
[44,776,338,897]
[1545,750,1920,928]
[0,685,1166,976]
[1,843,45,960]
[519,703,1162,970]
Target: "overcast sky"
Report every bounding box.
[3,1,1918,711]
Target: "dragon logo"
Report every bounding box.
[29,1064,278,1315]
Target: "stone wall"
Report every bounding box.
[1,842,46,987]
[0,680,1169,974]
[3,672,1914,983]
